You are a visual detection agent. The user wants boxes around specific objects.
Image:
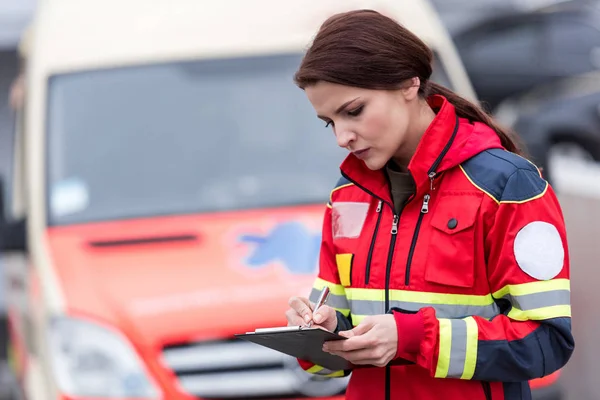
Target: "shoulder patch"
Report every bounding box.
[327,175,354,207]
[461,149,547,203]
[514,221,564,280]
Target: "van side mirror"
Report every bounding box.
[0,176,27,252]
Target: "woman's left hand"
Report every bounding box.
[322,314,398,367]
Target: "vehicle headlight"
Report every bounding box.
[47,316,161,398]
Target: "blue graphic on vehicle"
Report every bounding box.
[238,221,321,274]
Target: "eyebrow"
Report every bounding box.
[317,97,361,120]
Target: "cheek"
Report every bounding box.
[361,110,394,142]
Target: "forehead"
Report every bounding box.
[305,81,369,112]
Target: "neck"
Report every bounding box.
[392,99,436,168]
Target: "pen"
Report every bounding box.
[307,286,330,328]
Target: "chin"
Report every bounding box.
[362,157,387,171]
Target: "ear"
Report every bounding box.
[402,77,420,101]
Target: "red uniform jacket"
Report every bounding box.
[299,95,574,400]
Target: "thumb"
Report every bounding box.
[338,318,374,338]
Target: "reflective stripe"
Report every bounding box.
[502,290,570,311]
[345,288,500,325]
[435,317,479,379]
[350,287,495,306]
[309,287,350,313]
[462,318,478,379]
[310,278,350,317]
[306,365,345,377]
[435,319,452,378]
[448,319,467,378]
[313,277,347,296]
[507,305,571,321]
[347,299,498,323]
[493,279,570,298]
[493,279,571,321]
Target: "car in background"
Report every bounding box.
[494,70,600,186]
[430,0,574,35]
[450,0,600,111]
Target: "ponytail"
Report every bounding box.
[425,82,528,158]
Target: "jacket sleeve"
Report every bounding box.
[297,203,354,377]
[394,168,574,381]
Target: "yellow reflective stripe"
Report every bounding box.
[507,305,571,321]
[346,287,384,301]
[348,287,494,306]
[313,277,346,297]
[436,317,480,379]
[345,287,500,321]
[493,279,570,298]
[306,365,323,374]
[306,364,345,377]
[435,319,452,378]
[323,370,345,377]
[461,317,478,380]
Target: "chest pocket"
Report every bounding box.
[424,193,483,288]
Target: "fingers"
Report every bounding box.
[313,305,335,324]
[338,318,374,338]
[326,347,391,367]
[323,317,377,351]
[287,296,314,324]
[285,308,306,326]
[324,333,374,352]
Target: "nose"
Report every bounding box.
[335,129,356,150]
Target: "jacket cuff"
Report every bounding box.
[392,309,424,360]
[333,310,353,333]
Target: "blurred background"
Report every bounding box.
[0,0,598,399]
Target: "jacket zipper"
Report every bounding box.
[341,116,459,400]
[365,200,383,285]
[385,214,399,310]
[404,194,430,285]
[404,115,460,286]
[481,382,492,400]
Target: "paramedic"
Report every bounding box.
[284,9,574,400]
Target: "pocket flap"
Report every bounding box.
[430,193,483,235]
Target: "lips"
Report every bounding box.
[352,148,370,159]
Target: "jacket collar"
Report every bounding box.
[339,95,503,204]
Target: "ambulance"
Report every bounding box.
[0,0,561,398]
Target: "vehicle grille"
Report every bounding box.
[161,338,348,399]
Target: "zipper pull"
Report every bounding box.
[391,215,399,234]
[421,194,431,214]
[376,200,382,213]
[429,171,437,191]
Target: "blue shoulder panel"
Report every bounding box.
[461,149,547,203]
[327,175,353,206]
[333,175,352,190]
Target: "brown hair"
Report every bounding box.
[294,9,526,156]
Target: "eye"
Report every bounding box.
[325,120,334,128]
[347,105,364,117]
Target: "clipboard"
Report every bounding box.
[235,326,351,371]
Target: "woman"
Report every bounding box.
[284,9,574,400]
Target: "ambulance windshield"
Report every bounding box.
[45,52,452,225]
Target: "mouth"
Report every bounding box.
[352,148,370,159]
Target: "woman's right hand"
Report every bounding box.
[285,296,338,332]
